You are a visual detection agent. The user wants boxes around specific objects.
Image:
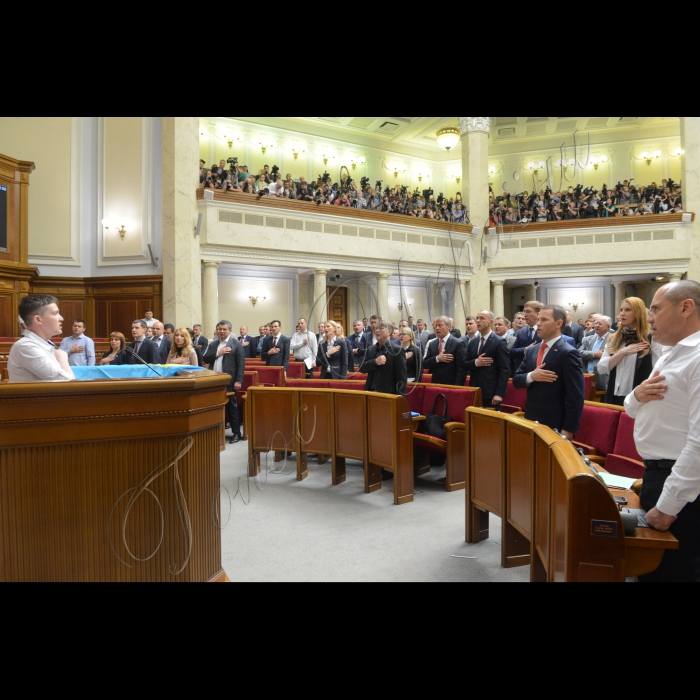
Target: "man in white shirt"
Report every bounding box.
[59,319,96,367]
[290,317,318,378]
[8,295,75,383]
[143,310,159,328]
[624,281,700,582]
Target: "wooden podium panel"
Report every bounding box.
[0,371,230,583]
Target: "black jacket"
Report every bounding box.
[513,338,585,435]
[363,343,408,396]
[203,336,245,390]
[465,333,510,406]
[152,336,172,364]
[424,335,467,387]
[316,338,348,379]
[261,335,291,371]
[402,344,423,382]
[239,335,257,359]
[126,338,159,366]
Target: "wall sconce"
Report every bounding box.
[591,155,608,171]
[249,296,266,308]
[488,166,496,176]
[528,161,547,175]
[568,301,585,312]
[292,149,307,161]
[260,143,268,155]
[351,157,366,170]
[641,151,662,166]
[397,298,414,312]
[102,219,127,241]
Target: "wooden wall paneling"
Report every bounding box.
[95,301,108,338]
[0,296,12,337]
[108,301,140,338]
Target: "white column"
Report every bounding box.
[459,117,492,315]
[377,274,390,321]
[492,280,505,318]
[613,282,626,315]
[162,117,201,328]
[527,285,539,303]
[312,269,328,329]
[433,283,444,322]
[669,273,684,283]
[681,117,700,283]
[202,261,221,338]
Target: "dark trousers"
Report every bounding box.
[640,466,700,582]
[227,393,241,437]
[305,365,314,379]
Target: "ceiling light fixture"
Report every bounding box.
[437,127,460,152]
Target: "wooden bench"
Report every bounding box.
[532,437,678,582]
[246,387,416,505]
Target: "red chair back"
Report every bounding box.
[422,386,479,423]
[605,455,645,480]
[574,404,621,457]
[286,363,305,379]
[612,412,643,462]
[503,380,527,410]
[404,385,426,415]
[255,367,285,387]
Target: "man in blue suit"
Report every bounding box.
[514,304,585,438]
[346,320,367,370]
[510,301,543,375]
[261,320,291,373]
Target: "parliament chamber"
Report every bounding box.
[1,116,699,583]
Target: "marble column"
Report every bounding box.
[681,117,700,283]
[162,117,201,328]
[492,280,505,318]
[312,269,328,329]
[635,282,649,306]
[459,117,492,315]
[613,282,626,315]
[669,273,684,283]
[202,261,221,338]
[377,274,391,321]
[433,283,444,322]
[527,285,539,303]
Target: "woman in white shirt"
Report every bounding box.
[598,297,661,406]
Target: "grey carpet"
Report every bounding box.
[219,441,530,583]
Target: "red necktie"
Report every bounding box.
[536,342,547,367]
[273,337,278,348]
[439,339,445,355]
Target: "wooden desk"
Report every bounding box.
[0,371,231,582]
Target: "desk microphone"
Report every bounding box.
[126,347,163,377]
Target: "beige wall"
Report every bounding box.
[217,277,293,338]
[0,117,73,260]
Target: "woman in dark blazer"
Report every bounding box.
[399,328,423,383]
[99,332,128,366]
[316,321,348,380]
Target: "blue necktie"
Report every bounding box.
[589,337,604,373]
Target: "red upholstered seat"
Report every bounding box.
[0,338,17,343]
[573,405,621,457]
[604,454,645,479]
[612,412,643,462]
[583,374,593,400]
[255,367,285,387]
[286,363,305,379]
[286,380,329,389]
[421,387,480,424]
[501,380,527,414]
[404,386,426,415]
[420,375,433,383]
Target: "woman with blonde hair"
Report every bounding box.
[316,320,348,380]
[598,296,660,406]
[167,328,199,366]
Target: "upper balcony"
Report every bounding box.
[197,190,475,277]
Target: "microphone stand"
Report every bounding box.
[126,347,163,377]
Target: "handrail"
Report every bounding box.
[196,188,474,235]
[491,212,693,235]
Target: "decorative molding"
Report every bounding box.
[458,117,492,136]
[491,260,690,279]
[97,117,153,267]
[28,116,83,268]
[201,246,463,278]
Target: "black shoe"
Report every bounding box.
[229,435,240,445]
[381,469,394,481]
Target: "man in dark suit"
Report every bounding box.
[415,320,431,355]
[407,317,418,333]
[514,305,585,438]
[511,300,544,376]
[193,324,209,354]
[151,321,172,364]
[424,316,467,386]
[449,318,462,338]
[347,320,367,370]
[261,319,291,373]
[127,320,159,366]
[465,311,511,408]
[364,322,408,396]
[203,320,245,444]
[566,312,585,348]
[238,325,257,359]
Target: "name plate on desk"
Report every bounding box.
[591,520,619,538]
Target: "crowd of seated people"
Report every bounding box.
[199,160,469,222]
[490,178,683,225]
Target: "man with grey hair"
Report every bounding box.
[465,310,510,408]
[203,320,245,444]
[514,304,585,438]
[580,315,612,392]
[624,280,700,581]
[424,316,467,386]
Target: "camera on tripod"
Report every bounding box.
[227,157,239,167]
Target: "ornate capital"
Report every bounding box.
[458,117,491,136]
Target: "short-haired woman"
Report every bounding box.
[100,332,127,365]
[167,328,199,366]
[316,321,348,380]
[399,328,422,383]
